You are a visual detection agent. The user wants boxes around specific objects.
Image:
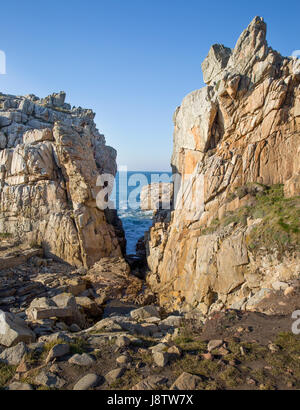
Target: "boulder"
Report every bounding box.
[0,310,35,347]
[153,351,169,367]
[73,373,100,390]
[116,355,131,365]
[45,343,70,363]
[105,368,126,385]
[38,331,73,344]
[69,353,94,367]
[35,371,66,389]
[88,318,123,333]
[149,343,168,353]
[132,376,168,390]
[26,294,84,326]
[207,340,223,352]
[159,316,183,329]
[130,306,160,321]
[171,373,203,390]
[0,342,28,366]
[167,345,182,357]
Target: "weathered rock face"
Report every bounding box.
[0,92,123,267]
[146,17,300,313]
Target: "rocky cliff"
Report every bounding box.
[0,91,124,268]
[146,17,300,315]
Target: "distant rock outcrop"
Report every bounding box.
[146,17,300,314]
[140,183,173,211]
[0,91,124,267]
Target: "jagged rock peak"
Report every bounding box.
[202,16,272,86]
[201,44,232,86]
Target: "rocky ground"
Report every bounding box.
[0,241,299,391]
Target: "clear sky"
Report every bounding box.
[0,0,299,171]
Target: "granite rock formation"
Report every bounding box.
[146,17,300,314]
[0,92,123,267]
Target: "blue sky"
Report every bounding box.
[0,0,299,171]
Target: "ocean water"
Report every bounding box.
[114,171,172,255]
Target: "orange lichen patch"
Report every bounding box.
[184,150,203,175]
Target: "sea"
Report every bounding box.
[113,170,172,255]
